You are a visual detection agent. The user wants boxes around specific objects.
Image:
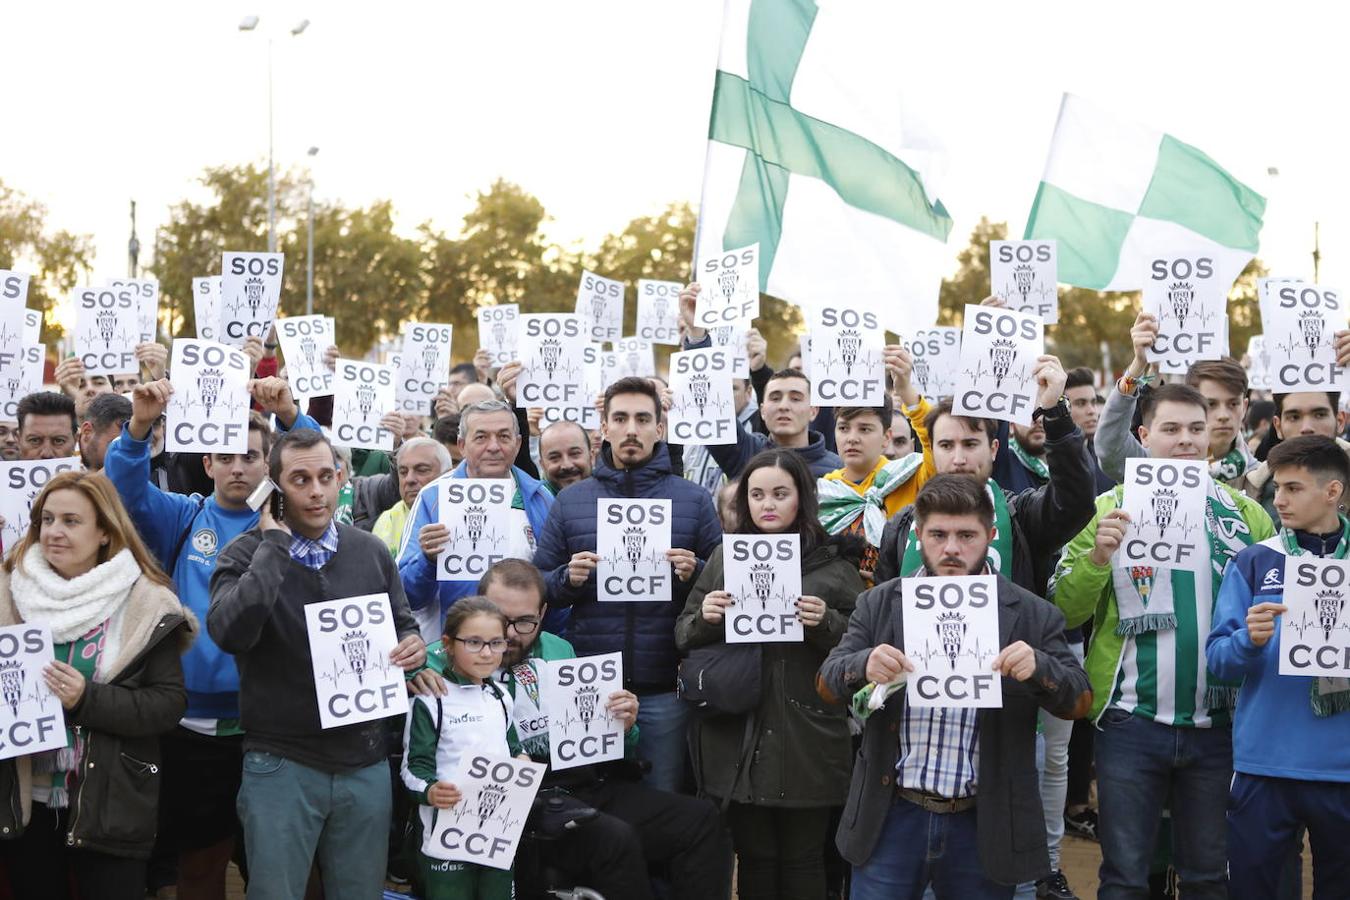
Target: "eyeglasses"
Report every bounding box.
[504,616,539,634]
[453,637,508,654]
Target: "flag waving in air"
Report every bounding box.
[1024,93,1266,291]
[696,0,954,326]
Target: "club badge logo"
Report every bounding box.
[750,563,775,609]
[197,368,225,417]
[837,329,862,375]
[1299,310,1325,355]
[574,684,599,732]
[341,630,370,684]
[300,335,318,370]
[989,339,1018,388]
[96,308,119,349]
[1150,488,1178,536]
[464,505,487,550]
[1013,264,1036,304]
[1167,281,1194,328]
[244,276,266,314]
[0,660,23,716]
[623,527,646,572]
[1317,589,1345,642]
[475,783,507,828]
[936,611,967,670]
[540,339,562,379]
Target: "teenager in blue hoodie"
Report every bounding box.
[102,375,319,897]
[1208,435,1350,900]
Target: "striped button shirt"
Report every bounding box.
[290,521,339,569]
[896,704,980,799]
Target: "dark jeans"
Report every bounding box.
[1065,716,1095,808]
[0,802,146,900]
[850,796,1012,900]
[727,803,831,900]
[1095,709,1230,900]
[543,777,732,900]
[1228,773,1350,900]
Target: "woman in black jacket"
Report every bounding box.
[676,450,864,900]
[0,471,193,900]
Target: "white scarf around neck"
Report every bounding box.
[11,546,141,643]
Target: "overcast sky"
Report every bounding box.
[3,0,1346,296]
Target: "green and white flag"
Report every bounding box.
[1025,94,1266,291]
[696,0,954,327]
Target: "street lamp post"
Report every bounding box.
[306,146,318,316]
[238,15,310,254]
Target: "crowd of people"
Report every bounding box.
[0,284,1345,900]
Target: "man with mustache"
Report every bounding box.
[819,474,1090,898]
[534,376,722,793]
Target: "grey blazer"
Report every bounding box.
[818,573,1091,886]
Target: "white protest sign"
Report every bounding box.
[542,652,625,771]
[0,624,67,760]
[1116,458,1208,573]
[1246,335,1272,392]
[107,277,159,343]
[220,251,283,347]
[0,344,45,424]
[575,271,624,343]
[636,280,682,345]
[275,315,335,400]
[165,339,251,454]
[192,276,223,342]
[695,244,759,328]
[438,478,514,582]
[1258,276,1303,327]
[596,499,672,602]
[0,272,30,386]
[541,342,602,432]
[72,286,138,377]
[951,305,1042,425]
[22,309,40,345]
[905,327,961,399]
[397,322,454,414]
[0,458,82,549]
[517,314,588,410]
[724,534,802,643]
[809,306,885,407]
[332,358,395,451]
[1260,284,1349,393]
[668,347,737,447]
[612,338,654,378]
[991,240,1058,325]
[1143,254,1226,373]
[423,754,545,869]
[305,593,408,729]
[708,324,750,379]
[478,304,520,368]
[901,574,1002,708]
[1279,556,1350,677]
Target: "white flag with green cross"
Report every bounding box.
[695,0,955,328]
[1024,93,1266,292]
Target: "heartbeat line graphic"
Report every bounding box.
[1273,327,1330,359]
[909,636,998,670]
[1132,511,1200,537]
[812,347,882,375]
[445,525,508,552]
[222,295,276,317]
[597,546,668,570]
[446,789,526,832]
[520,357,583,382]
[337,398,384,424]
[1285,608,1350,642]
[670,394,732,418]
[79,324,136,351]
[997,277,1056,307]
[169,389,248,419]
[315,653,399,688]
[0,681,60,717]
[1156,306,1219,329]
[960,358,1034,387]
[550,701,619,737]
[732,583,797,610]
[0,322,21,348]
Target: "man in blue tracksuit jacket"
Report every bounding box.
[102,375,319,894]
[397,398,555,643]
[533,376,722,793]
[1207,435,1350,900]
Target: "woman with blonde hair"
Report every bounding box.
[0,470,195,900]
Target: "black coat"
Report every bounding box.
[818,573,1091,885]
[873,413,1097,598]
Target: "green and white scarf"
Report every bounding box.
[1110,479,1254,709]
[1010,437,1049,482]
[1279,518,1350,718]
[1211,439,1256,483]
[817,455,923,546]
[900,479,1013,577]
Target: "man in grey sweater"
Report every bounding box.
[209,428,425,900]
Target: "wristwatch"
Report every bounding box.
[1032,397,1070,422]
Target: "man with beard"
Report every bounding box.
[413,559,732,899]
[537,420,593,494]
[994,414,1050,494]
[533,376,722,792]
[819,475,1090,898]
[77,391,132,470]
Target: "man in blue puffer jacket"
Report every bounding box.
[533,376,723,793]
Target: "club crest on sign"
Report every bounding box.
[464,505,487,550]
[837,329,862,375]
[0,661,23,716]
[622,527,646,571]
[476,783,507,828]
[341,630,370,684]
[244,276,265,314]
[989,339,1018,388]
[1150,489,1178,535]
[1317,589,1345,641]
[750,563,775,608]
[574,684,599,732]
[936,611,967,670]
[1299,310,1325,355]
[540,339,562,379]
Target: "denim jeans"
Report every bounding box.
[635,689,690,793]
[852,796,1014,900]
[237,750,391,900]
[1094,709,1231,900]
[1228,773,1350,900]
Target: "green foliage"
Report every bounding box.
[0,180,94,342]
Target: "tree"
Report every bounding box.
[0,180,94,343]
[938,218,1268,373]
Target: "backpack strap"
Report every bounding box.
[170,496,209,567]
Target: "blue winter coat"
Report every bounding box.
[532,443,723,690]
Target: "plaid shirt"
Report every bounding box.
[289,521,339,569]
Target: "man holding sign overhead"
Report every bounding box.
[1051,382,1274,900]
[1207,436,1350,899]
[533,376,721,793]
[819,475,1089,898]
